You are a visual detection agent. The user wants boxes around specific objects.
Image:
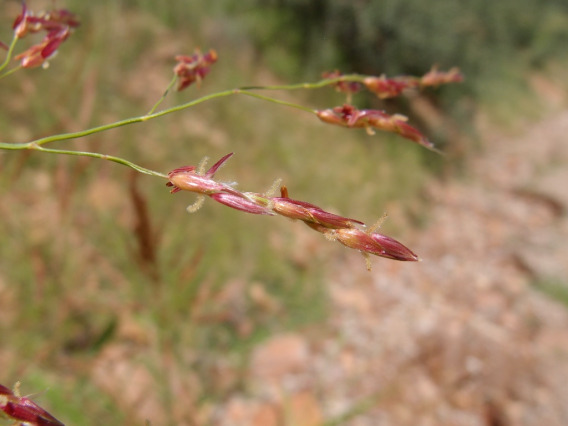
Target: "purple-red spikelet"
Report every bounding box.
[11,2,79,68]
[362,75,417,99]
[209,193,275,215]
[362,67,463,98]
[15,27,71,68]
[174,48,218,91]
[316,104,434,150]
[13,3,79,38]
[308,225,419,262]
[167,168,239,196]
[166,153,242,197]
[420,66,463,87]
[167,154,420,268]
[1,383,64,426]
[322,70,361,96]
[269,196,364,229]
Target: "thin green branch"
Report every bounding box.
[0,64,22,80]
[239,74,364,91]
[0,35,19,74]
[147,75,178,115]
[0,89,235,149]
[28,144,168,178]
[0,89,315,149]
[0,82,323,179]
[235,89,315,113]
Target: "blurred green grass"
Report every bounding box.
[2,1,567,424]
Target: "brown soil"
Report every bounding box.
[210,110,568,425]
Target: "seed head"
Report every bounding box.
[316,104,435,150]
[325,227,419,262]
[166,153,241,197]
[322,70,361,96]
[420,66,463,87]
[11,3,79,68]
[174,48,218,91]
[15,27,71,68]
[363,75,417,99]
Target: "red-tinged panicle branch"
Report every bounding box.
[420,66,464,87]
[13,2,39,38]
[323,67,463,99]
[322,70,361,96]
[0,383,64,426]
[362,75,416,99]
[333,227,419,261]
[13,3,79,38]
[307,223,418,262]
[247,192,365,229]
[15,27,71,69]
[368,232,420,261]
[210,192,275,215]
[167,154,419,268]
[174,48,218,91]
[316,104,435,150]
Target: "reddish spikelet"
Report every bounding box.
[168,155,420,268]
[362,75,418,99]
[174,48,218,91]
[316,104,434,150]
[269,196,363,229]
[362,67,462,98]
[322,70,361,96]
[13,2,79,38]
[309,225,419,262]
[244,185,364,229]
[13,2,33,38]
[334,227,419,261]
[11,2,79,68]
[166,153,241,197]
[0,383,64,426]
[209,193,275,215]
[38,9,80,30]
[420,66,463,87]
[367,232,420,261]
[15,27,71,68]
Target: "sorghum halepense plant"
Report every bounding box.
[0,3,462,423]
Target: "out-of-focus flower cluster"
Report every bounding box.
[173,48,218,91]
[1,382,64,426]
[318,67,463,151]
[10,2,79,68]
[167,153,419,268]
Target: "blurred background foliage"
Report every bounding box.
[107,0,568,119]
[1,0,568,424]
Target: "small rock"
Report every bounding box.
[250,333,310,382]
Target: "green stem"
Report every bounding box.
[28,144,168,178]
[0,64,22,80]
[0,89,234,149]
[235,89,315,113]
[0,89,315,149]
[0,85,322,178]
[147,75,178,115]
[0,35,19,73]
[239,74,365,91]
